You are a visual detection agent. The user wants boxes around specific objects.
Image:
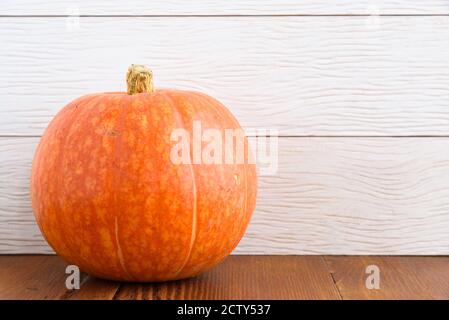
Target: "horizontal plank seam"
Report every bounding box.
[3,135,449,139]
[251,135,449,138]
[2,14,449,18]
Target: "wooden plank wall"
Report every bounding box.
[1,1,449,254]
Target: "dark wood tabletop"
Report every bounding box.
[0,255,448,300]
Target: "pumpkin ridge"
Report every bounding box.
[54,95,100,262]
[196,92,248,251]
[162,92,198,278]
[112,94,135,280]
[190,91,251,250]
[67,95,110,266]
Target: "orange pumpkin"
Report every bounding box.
[30,65,257,281]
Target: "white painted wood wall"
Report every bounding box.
[1,1,449,254]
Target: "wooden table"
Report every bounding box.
[0,255,448,300]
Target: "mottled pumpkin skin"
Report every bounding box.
[30,90,257,281]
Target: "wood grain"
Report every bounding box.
[0,255,340,300]
[1,255,448,300]
[2,1,449,15]
[325,256,449,299]
[0,255,120,300]
[115,256,340,300]
[61,276,120,300]
[0,255,68,299]
[2,137,449,255]
[1,17,449,136]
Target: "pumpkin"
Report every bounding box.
[30,65,257,281]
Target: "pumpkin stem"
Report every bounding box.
[126,64,154,95]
